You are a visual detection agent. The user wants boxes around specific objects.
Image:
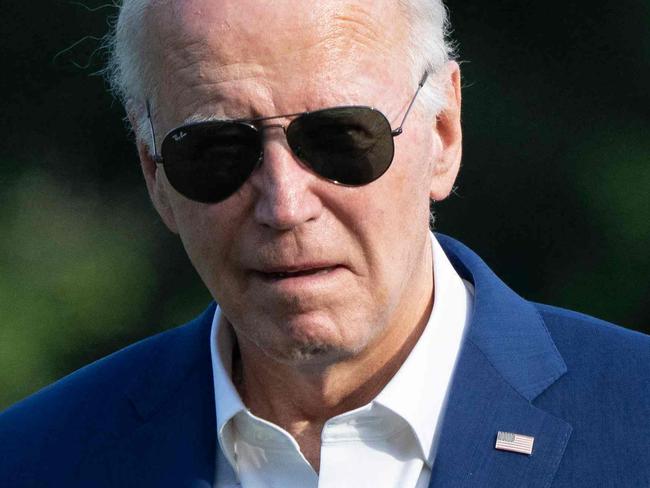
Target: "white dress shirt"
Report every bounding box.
[210,234,474,488]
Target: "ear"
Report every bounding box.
[129,108,179,234]
[429,61,462,201]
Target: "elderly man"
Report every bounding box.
[1,0,649,487]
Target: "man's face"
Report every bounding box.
[141,0,461,367]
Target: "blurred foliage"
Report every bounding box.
[0,172,212,408]
[0,173,154,405]
[0,0,648,410]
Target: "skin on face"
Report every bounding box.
[138,0,462,379]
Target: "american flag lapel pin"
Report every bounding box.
[495,431,535,455]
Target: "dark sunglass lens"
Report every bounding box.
[286,107,394,185]
[161,122,261,203]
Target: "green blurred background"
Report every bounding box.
[1,1,648,410]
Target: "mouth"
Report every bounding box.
[255,265,341,281]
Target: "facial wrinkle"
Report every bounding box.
[329,1,406,55]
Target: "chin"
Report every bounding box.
[263,343,354,371]
[285,342,347,364]
[235,305,381,368]
[264,319,375,368]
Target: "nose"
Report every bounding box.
[248,132,324,230]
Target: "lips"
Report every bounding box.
[255,265,340,281]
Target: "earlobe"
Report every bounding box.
[429,61,463,201]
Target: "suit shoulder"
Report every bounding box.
[534,302,650,355]
[533,302,650,409]
[532,305,650,485]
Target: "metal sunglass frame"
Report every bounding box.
[145,72,429,164]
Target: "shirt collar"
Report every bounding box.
[210,307,245,469]
[373,233,472,466]
[210,232,473,469]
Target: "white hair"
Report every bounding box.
[399,0,457,113]
[104,0,456,151]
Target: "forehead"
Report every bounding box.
[147,0,410,121]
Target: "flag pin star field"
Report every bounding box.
[495,431,535,455]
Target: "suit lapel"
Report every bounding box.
[430,235,573,487]
[428,340,572,487]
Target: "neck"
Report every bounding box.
[232,251,434,470]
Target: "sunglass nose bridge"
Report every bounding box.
[257,122,291,150]
[258,122,288,134]
[254,122,294,169]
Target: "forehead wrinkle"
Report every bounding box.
[166,78,274,126]
[156,2,320,68]
[155,22,322,112]
[158,40,272,121]
[328,2,403,53]
[159,31,267,86]
[166,57,266,96]
[155,0,404,72]
[151,0,411,126]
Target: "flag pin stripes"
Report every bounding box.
[495,431,535,455]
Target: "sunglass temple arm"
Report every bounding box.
[391,71,429,137]
[145,99,163,164]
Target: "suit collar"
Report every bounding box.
[436,234,567,401]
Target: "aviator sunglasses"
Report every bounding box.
[147,72,429,204]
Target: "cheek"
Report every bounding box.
[346,173,429,283]
[364,130,434,267]
[170,199,242,294]
[406,123,439,177]
[385,134,436,219]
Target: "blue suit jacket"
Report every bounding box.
[2,235,649,487]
